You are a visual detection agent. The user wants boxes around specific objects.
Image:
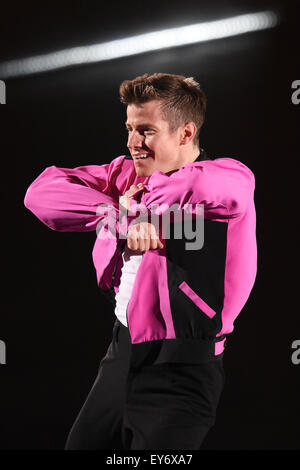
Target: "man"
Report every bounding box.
[24,73,257,450]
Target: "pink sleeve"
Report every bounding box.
[140,158,255,218]
[24,159,123,232]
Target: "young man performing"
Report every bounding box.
[24,73,257,450]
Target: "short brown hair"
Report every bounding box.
[119,73,207,147]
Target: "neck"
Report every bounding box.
[162,147,200,176]
[178,146,201,168]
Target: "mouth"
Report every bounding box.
[133,153,153,161]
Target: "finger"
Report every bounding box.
[128,184,141,193]
[125,183,144,197]
[127,235,138,251]
[124,186,137,197]
[149,238,157,250]
[130,184,141,191]
[138,236,145,252]
[150,238,164,250]
[157,239,164,249]
[143,233,151,251]
[150,223,164,249]
[138,223,149,252]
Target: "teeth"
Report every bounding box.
[135,154,149,159]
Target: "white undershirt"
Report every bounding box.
[114,244,144,327]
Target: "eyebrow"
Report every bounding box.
[125,121,158,129]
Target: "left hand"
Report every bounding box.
[119,183,145,211]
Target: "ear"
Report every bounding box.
[180,122,197,145]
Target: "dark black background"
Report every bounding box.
[0,0,299,450]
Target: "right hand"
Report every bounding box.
[127,221,164,251]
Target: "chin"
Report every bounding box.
[135,168,153,177]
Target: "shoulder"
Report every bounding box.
[192,157,255,182]
[114,154,135,173]
[98,154,135,174]
[107,154,136,183]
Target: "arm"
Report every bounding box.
[137,158,255,219]
[24,158,124,232]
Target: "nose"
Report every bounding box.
[127,130,144,150]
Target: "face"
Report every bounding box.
[126,100,184,177]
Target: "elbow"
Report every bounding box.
[24,187,35,211]
[24,166,59,210]
[23,186,57,231]
[24,184,45,214]
[24,167,64,231]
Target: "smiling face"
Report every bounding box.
[126,100,190,177]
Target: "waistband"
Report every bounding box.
[113,318,225,368]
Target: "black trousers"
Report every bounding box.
[65,319,225,450]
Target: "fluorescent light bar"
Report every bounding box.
[0,11,278,78]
